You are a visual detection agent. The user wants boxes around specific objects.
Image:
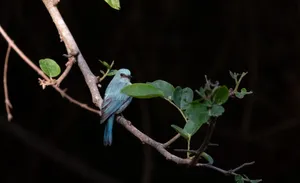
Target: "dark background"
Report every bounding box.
[0,0,299,182]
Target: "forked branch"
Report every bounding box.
[0,1,260,181]
[42,0,102,108]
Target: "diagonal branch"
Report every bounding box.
[116,116,191,164]
[0,25,100,115]
[3,45,13,121]
[0,1,259,180]
[197,162,261,182]
[0,24,259,182]
[55,56,76,87]
[0,25,258,179]
[42,0,102,108]
[116,116,260,182]
[190,118,217,166]
[163,133,181,148]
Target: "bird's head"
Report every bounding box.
[115,68,132,80]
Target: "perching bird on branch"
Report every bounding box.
[100,68,132,146]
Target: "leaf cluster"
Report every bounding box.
[121,72,252,143]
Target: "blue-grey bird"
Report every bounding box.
[100,68,132,146]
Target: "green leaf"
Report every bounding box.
[235,92,244,99]
[149,80,175,99]
[229,70,237,81]
[172,87,194,110]
[212,86,229,105]
[100,70,105,75]
[171,124,189,140]
[104,0,120,10]
[121,83,164,99]
[107,69,117,76]
[235,88,253,99]
[235,174,244,183]
[183,103,209,135]
[185,103,210,125]
[202,100,212,107]
[183,120,199,136]
[195,87,206,98]
[172,86,182,106]
[99,60,111,68]
[209,104,225,117]
[39,58,61,78]
[200,152,214,164]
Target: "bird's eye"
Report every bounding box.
[120,73,125,77]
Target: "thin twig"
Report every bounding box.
[0,25,100,116]
[190,118,217,166]
[116,116,191,164]
[56,56,75,87]
[197,162,262,182]
[0,2,259,180]
[0,24,257,180]
[42,0,102,107]
[3,45,13,121]
[162,98,189,147]
[173,149,198,154]
[99,60,115,82]
[163,133,181,148]
[231,161,255,173]
[116,116,259,181]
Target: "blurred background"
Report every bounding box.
[0,0,299,182]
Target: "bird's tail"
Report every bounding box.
[103,115,114,146]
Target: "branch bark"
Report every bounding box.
[42,0,102,108]
[0,1,260,181]
[0,25,100,115]
[3,45,13,121]
[0,24,259,181]
[190,118,217,166]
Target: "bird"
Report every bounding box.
[100,68,132,146]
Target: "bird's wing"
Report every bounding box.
[116,97,132,114]
[100,81,131,124]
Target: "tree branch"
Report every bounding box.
[163,133,181,148]
[0,25,257,179]
[0,25,100,116]
[116,116,260,182]
[0,1,259,180]
[190,118,217,166]
[197,162,261,182]
[55,56,75,87]
[3,45,13,121]
[116,116,191,164]
[42,0,102,108]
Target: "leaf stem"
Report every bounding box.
[233,72,248,93]
[99,61,115,82]
[187,137,191,158]
[164,99,188,123]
